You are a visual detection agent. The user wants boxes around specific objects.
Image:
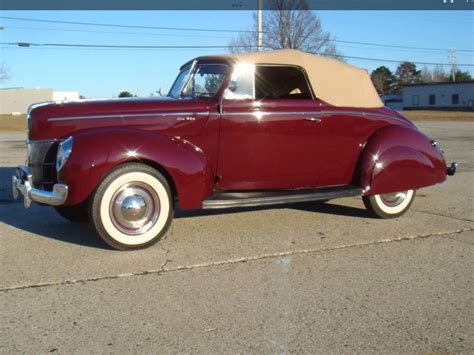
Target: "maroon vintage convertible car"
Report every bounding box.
[13,50,457,250]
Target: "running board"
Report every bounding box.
[202,185,363,210]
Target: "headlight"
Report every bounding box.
[56,136,73,172]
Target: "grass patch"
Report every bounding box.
[0,114,27,132]
[400,110,474,122]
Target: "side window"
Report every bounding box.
[429,94,436,105]
[255,66,313,100]
[412,95,419,106]
[225,63,255,100]
[452,94,459,105]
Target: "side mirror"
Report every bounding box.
[228,80,238,92]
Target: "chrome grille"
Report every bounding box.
[27,140,57,189]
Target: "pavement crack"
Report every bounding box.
[1,227,472,293]
[158,245,171,270]
[412,209,474,223]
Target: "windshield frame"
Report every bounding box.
[168,60,230,100]
[167,60,196,99]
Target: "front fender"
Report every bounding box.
[58,128,213,209]
[354,125,447,195]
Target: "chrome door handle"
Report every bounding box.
[305,117,321,123]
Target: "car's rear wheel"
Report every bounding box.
[54,203,88,222]
[363,190,415,219]
[89,163,174,250]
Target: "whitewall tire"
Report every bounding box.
[89,163,174,250]
[363,190,415,219]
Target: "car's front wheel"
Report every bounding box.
[362,190,415,219]
[89,163,174,250]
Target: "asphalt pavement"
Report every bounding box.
[1,121,473,353]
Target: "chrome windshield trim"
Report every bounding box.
[48,111,210,122]
[180,60,197,97]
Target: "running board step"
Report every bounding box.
[202,185,363,210]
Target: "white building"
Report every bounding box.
[53,91,80,102]
[0,88,80,114]
[403,81,474,111]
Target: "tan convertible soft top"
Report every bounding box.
[225,49,383,108]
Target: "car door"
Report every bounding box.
[216,64,322,191]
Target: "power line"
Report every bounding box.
[0,42,253,49]
[317,38,474,53]
[335,54,473,67]
[2,41,473,67]
[0,16,254,34]
[4,25,233,39]
[7,24,473,57]
[2,15,474,53]
[332,42,474,57]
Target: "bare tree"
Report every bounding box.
[420,65,449,83]
[420,65,433,83]
[229,0,343,59]
[0,61,11,82]
[432,65,449,82]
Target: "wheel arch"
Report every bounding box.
[58,127,214,209]
[131,158,178,201]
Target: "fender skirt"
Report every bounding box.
[353,125,447,195]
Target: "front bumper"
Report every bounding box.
[12,165,68,208]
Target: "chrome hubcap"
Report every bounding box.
[110,182,160,235]
[380,191,408,208]
[120,194,147,221]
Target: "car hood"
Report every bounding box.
[28,97,212,141]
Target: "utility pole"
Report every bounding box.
[450,49,457,82]
[257,0,263,51]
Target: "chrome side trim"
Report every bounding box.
[305,117,322,123]
[222,111,325,116]
[48,111,210,122]
[12,165,68,208]
[222,110,404,122]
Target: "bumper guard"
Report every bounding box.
[447,162,458,176]
[12,165,68,208]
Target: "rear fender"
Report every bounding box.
[354,125,447,195]
[58,128,213,209]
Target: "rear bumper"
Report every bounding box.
[447,162,458,176]
[12,165,68,208]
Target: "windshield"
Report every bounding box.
[168,66,192,98]
[168,63,229,99]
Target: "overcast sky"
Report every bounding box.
[1,10,472,98]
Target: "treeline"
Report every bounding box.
[371,62,472,95]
